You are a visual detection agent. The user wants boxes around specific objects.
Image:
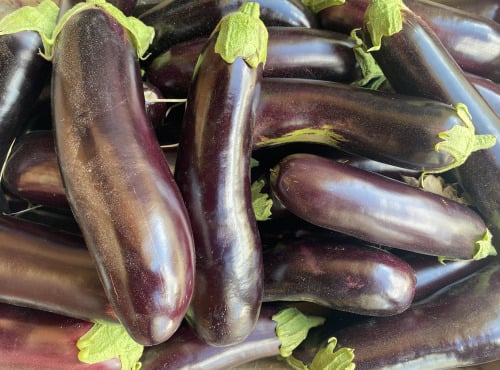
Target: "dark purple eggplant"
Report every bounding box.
[432,0,500,23]
[51,5,195,345]
[331,259,500,369]
[269,153,496,260]
[142,80,169,128]
[361,0,500,246]
[395,250,494,301]
[0,214,117,323]
[466,73,500,117]
[0,302,121,370]
[0,4,53,212]
[263,236,416,316]
[138,0,317,57]
[254,78,491,173]
[174,3,266,346]
[146,27,359,98]
[318,0,500,83]
[140,304,331,370]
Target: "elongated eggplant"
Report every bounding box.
[254,78,490,173]
[174,3,266,346]
[138,0,316,57]
[140,305,331,370]
[318,0,500,82]
[146,27,359,98]
[0,302,121,370]
[263,236,416,316]
[51,4,195,345]
[0,214,117,322]
[361,0,500,246]
[466,73,500,117]
[0,3,53,212]
[331,259,500,369]
[269,153,496,260]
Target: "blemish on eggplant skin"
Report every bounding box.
[344,274,365,289]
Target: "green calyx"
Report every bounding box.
[251,178,273,221]
[364,0,404,52]
[432,103,497,174]
[77,321,143,370]
[301,0,345,14]
[310,337,356,370]
[473,228,497,261]
[213,2,268,68]
[272,307,325,358]
[0,0,154,61]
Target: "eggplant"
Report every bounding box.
[331,259,500,369]
[318,0,500,83]
[253,78,491,173]
[0,3,53,212]
[174,3,266,346]
[432,0,500,23]
[0,214,117,323]
[263,236,416,316]
[51,4,195,345]
[140,304,330,370]
[146,27,359,98]
[269,153,496,260]
[0,302,121,370]
[466,73,500,117]
[361,0,500,245]
[138,0,316,57]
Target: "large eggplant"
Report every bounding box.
[174,3,266,346]
[51,3,195,345]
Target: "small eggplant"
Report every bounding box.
[269,153,496,261]
[51,3,195,345]
[263,236,416,316]
[138,0,316,57]
[174,3,266,346]
[331,259,500,369]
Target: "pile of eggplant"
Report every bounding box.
[0,0,499,369]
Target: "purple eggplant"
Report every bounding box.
[361,0,500,246]
[318,0,500,83]
[263,236,416,316]
[466,73,500,117]
[51,5,195,345]
[269,153,496,260]
[432,0,500,23]
[138,0,316,57]
[0,302,121,370]
[253,78,490,173]
[0,214,117,323]
[331,259,500,369]
[146,27,359,98]
[174,3,266,346]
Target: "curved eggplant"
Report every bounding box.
[263,236,416,316]
[269,153,496,260]
[174,3,265,346]
[332,259,500,369]
[146,27,359,98]
[138,0,316,57]
[51,6,195,345]
[432,0,499,23]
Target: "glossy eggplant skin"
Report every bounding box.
[138,0,316,57]
[263,237,416,316]
[270,153,492,260]
[174,36,264,345]
[332,259,500,369]
[51,8,195,346]
[0,215,117,323]
[254,78,471,172]
[140,305,282,370]
[0,30,51,212]
[319,0,500,82]
[466,73,500,116]
[361,6,500,245]
[146,27,359,98]
[0,303,121,370]
[432,0,500,23]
